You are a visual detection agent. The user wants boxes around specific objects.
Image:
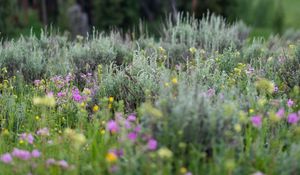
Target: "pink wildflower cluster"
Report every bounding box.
[106,113,158,151]
[0,148,41,164]
[19,133,34,144]
[46,158,70,169]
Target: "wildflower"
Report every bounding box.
[234,123,242,132]
[110,149,124,157]
[107,120,119,133]
[171,77,178,84]
[57,91,66,98]
[20,133,34,144]
[180,167,187,174]
[12,148,31,160]
[100,129,106,135]
[254,78,275,94]
[249,108,254,114]
[35,116,40,120]
[63,128,86,149]
[92,105,99,112]
[31,149,41,158]
[106,152,118,163]
[157,147,173,159]
[189,47,196,54]
[147,139,158,150]
[58,160,69,169]
[72,88,82,102]
[83,88,91,95]
[276,108,285,118]
[33,96,56,107]
[287,99,294,107]
[37,128,50,136]
[109,97,114,103]
[274,86,278,92]
[0,153,13,164]
[287,113,299,124]
[251,115,262,128]
[127,114,136,122]
[127,132,138,142]
[46,158,56,166]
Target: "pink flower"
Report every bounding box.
[147,139,157,150]
[134,125,141,133]
[72,88,82,102]
[20,133,34,144]
[37,128,50,136]
[127,132,138,142]
[287,99,294,107]
[57,91,66,98]
[12,148,31,160]
[287,113,299,124]
[0,153,13,164]
[251,115,262,128]
[31,150,41,158]
[107,120,119,133]
[276,108,285,118]
[58,160,69,169]
[127,114,136,122]
[46,158,56,166]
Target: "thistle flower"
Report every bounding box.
[287,99,294,107]
[276,108,285,118]
[147,139,157,151]
[58,160,69,169]
[12,148,31,160]
[127,132,138,142]
[127,114,136,122]
[287,113,299,124]
[251,115,262,128]
[31,149,41,158]
[0,153,13,164]
[107,120,119,133]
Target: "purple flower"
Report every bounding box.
[46,158,56,166]
[207,88,215,97]
[276,108,285,118]
[37,128,50,136]
[110,149,124,157]
[287,113,299,124]
[147,139,157,150]
[57,91,66,98]
[107,120,119,133]
[287,99,294,107]
[12,148,31,160]
[274,86,278,92]
[58,160,69,169]
[0,153,13,164]
[251,115,262,128]
[31,149,41,158]
[34,80,41,86]
[127,132,138,142]
[134,125,141,133]
[124,120,131,129]
[72,88,82,102]
[20,133,34,144]
[127,114,136,122]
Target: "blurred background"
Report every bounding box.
[0,0,299,39]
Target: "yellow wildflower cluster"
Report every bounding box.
[255,78,275,94]
[33,96,56,107]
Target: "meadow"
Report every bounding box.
[0,14,300,175]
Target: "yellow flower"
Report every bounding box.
[109,97,114,103]
[164,82,169,87]
[19,140,24,144]
[180,167,187,174]
[249,109,254,114]
[93,105,99,112]
[108,103,112,109]
[189,47,196,54]
[157,147,173,159]
[234,123,242,133]
[35,116,40,120]
[100,129,105,135]
[171,78,178,84]
[106,152,118,163]
[33,96,56,107]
